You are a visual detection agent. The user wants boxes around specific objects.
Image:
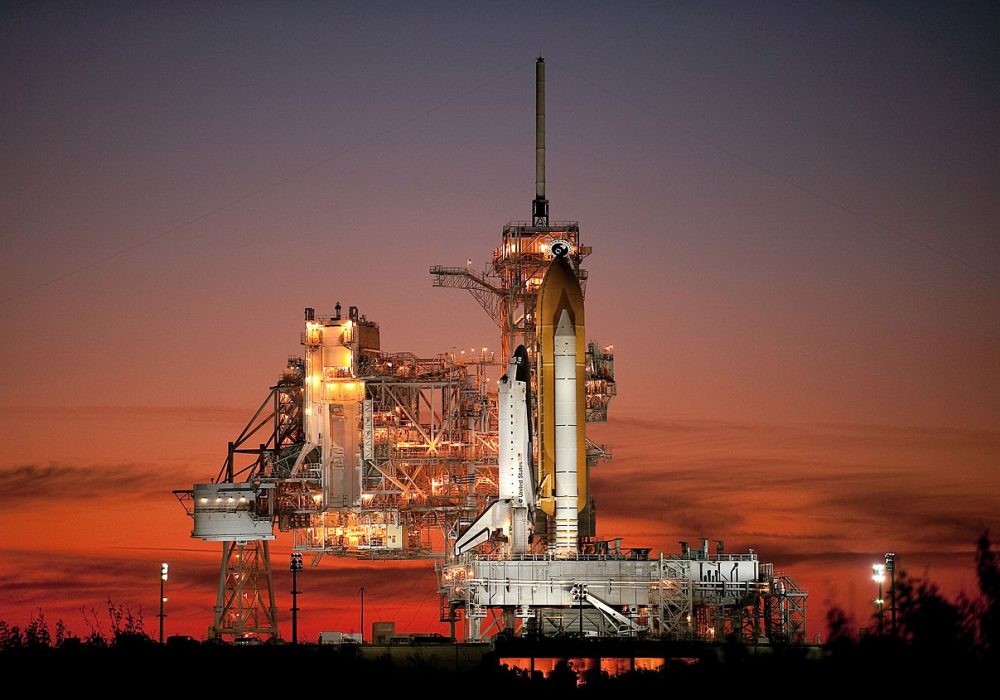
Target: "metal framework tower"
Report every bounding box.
[650,558,694,637]
[177,314,505,639]
[765,571,808,643]
[291,346,501,558]
[211,541,278,640]
[431,224,589,360]
[175,357,304,640]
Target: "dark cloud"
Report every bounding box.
[590,415,1000,568]
[0,404,249,424]
[809,487,996,549]
[0,548,180,606]
[814,422,1000,446]
[0,463,202,506]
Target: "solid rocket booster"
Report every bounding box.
[454,346,534,556]
[536,242,586,557]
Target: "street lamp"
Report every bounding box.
[872,563,886,636]
[885,552,896,637]
[290,552,303,644]
[159,562,168,644]
[359,587,366,644]
[572,583,588,637]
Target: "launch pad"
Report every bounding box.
[175,58,807,645]
[439,540,805,643]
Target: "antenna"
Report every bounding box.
[532,57,549,226]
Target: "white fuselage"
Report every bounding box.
[454,351,534,555]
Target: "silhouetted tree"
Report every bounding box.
[825,604,854,645]
[893,568,974,655]
[81,606,107,646]
[974,530,999,656]
[0,620,18,650]
[105,597,149,645]
[1,624,23,651]
[23,609,51,648]
[54,619,71,647]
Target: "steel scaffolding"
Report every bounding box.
[210,541,278,640]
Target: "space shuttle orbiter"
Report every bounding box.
[454,345,535,556]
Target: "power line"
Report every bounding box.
[1,59,533,306]
[549,60,999,285]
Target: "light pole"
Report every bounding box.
[572,583,587,637]
[885,552,896,637]
[290,552,303,644]
[872,563,886,636]
[359,586,365,644]
[159,562,168,644]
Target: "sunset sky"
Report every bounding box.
[2,2,997,641]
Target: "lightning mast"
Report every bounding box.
[533,57,548,227]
